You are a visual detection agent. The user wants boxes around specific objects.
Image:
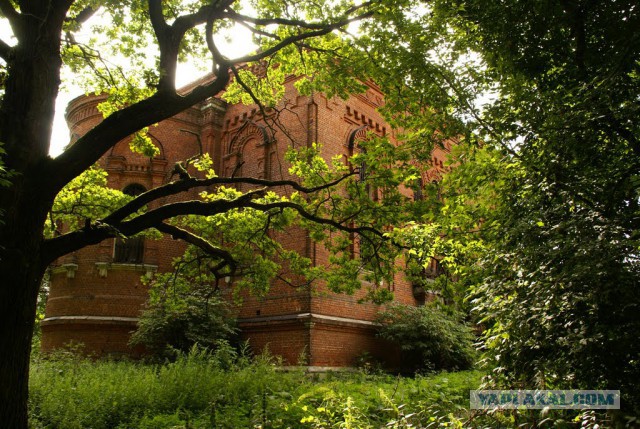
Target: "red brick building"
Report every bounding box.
[41,76,452,367]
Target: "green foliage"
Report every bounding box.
[309,0,640,420]
[128,127,160,157]
[0,143,10,188]
[29,346,280,429]
[129,277,237,360]
[28,350,482,429]
[145,142,426,303]
[46,165,133,237]
[31,350,618,428]
[388,220,487,311]
[377,304,476,373]
[4,0,639,425]
[2,1,491,427]
[377,0,640,420]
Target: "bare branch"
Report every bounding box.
[234,19,280,40]
[230,64,267,115]
[229,12,372,64]
[179,129,203,157]
[229,65,308,154]
[242,200,384,238]
[222,1,374,29]
[223,9,335,29]
[61,39,125,88]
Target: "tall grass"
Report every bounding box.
[29,347,483,429]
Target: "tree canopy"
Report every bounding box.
[1,0,639,426]
[0,1,436,426]
[394,0,640,418]
[8,0,429,295]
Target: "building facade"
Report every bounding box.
[41,76,452,367]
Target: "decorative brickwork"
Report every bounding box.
[42,78,449,367]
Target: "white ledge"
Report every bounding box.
[94,262,157,278]
[238,312,378,327]
[41,315,138,325]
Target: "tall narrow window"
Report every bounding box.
[347,126,378,259]
[113,183,146,263]
[348,125,378,201]
[413,177,424,201]
[433,180,442,201]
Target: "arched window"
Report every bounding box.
[113,183,146,263]
[122,183,146,197]
[223,121,272,182]
[346,126,378,259]
[348,126,367,181]
[347,126,378,201]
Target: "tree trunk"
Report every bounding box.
[0,259,46,428]
[0,192,49,428]
[0,10,64,424]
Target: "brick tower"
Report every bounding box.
[42,76,451,366]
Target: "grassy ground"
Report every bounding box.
[28,347,483,429]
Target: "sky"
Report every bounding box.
[0,12,255,157]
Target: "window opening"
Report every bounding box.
[113,183,146,263]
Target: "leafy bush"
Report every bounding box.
[129,275,237,360]
[377,303,476,373]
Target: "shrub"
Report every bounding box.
[129,276,237,360]
[376,303,476,373]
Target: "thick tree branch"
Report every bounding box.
[154,222,236,275]
[171,0,235,37]
[65,5,99,27]
[150,0,233,92]
[42,192,255,263]
[0,38,12,60]
[0,0,21,37]
[102,172,357,224]
[47,8,361,197]
[42,174,373,264]
[46,2,371,203]
[148,0,170,35]
[205,14,226,70]
[46,65,231,193]
[148,0,179,91]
